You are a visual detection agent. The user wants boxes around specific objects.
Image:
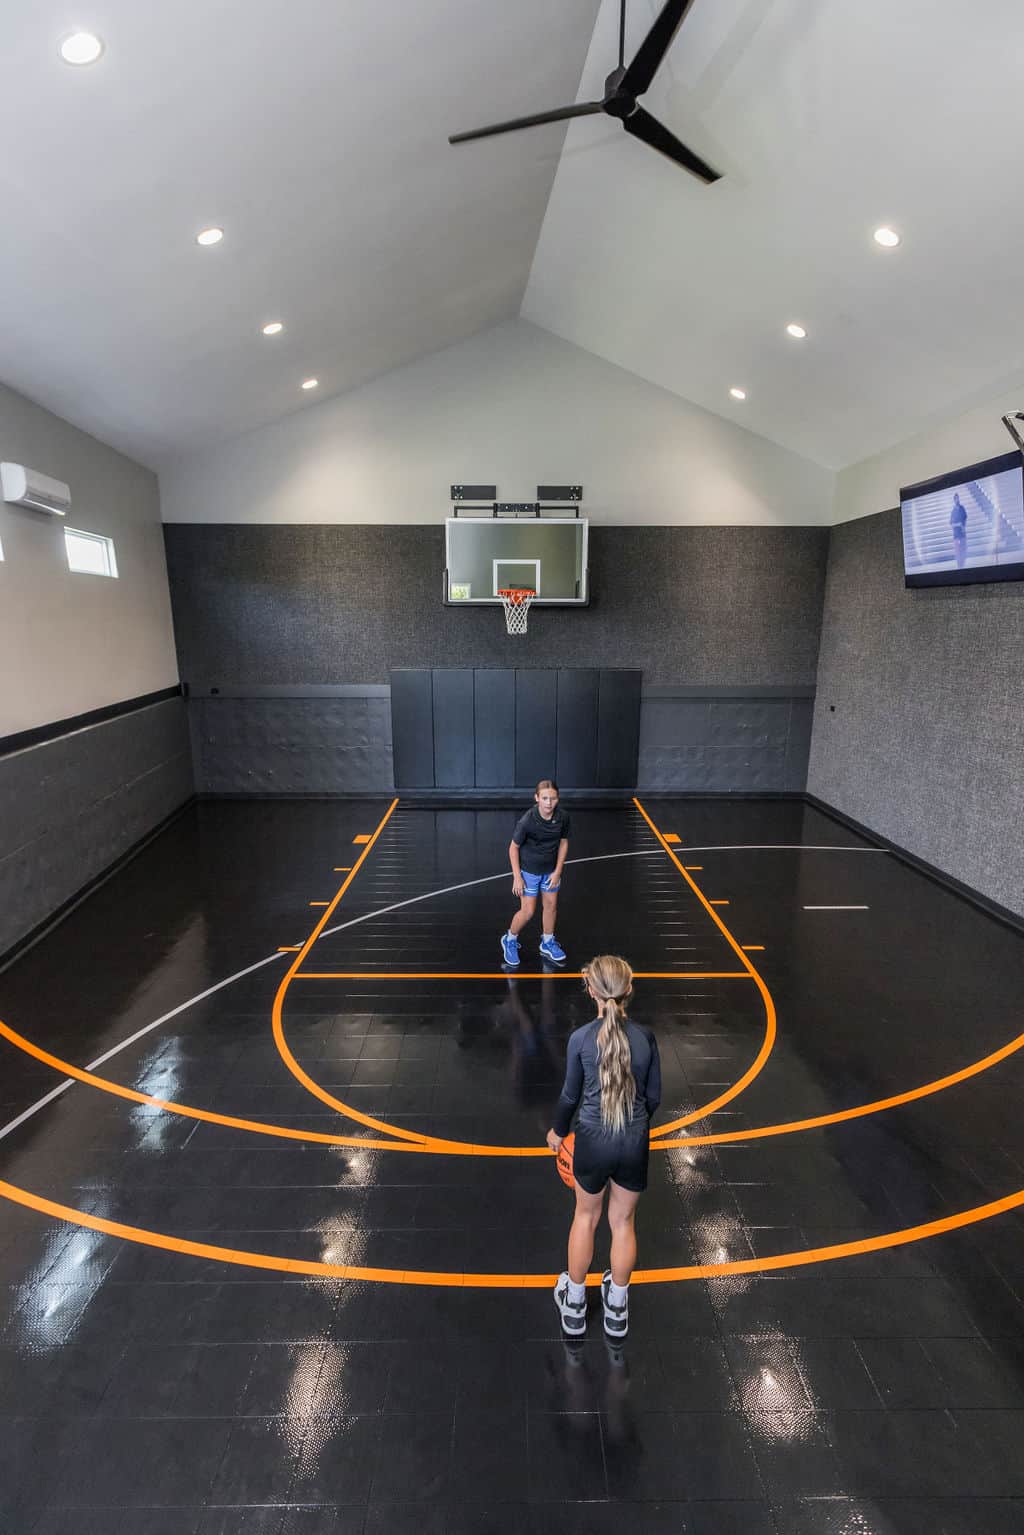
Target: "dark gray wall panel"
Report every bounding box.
[515,671,558,787]
[808,508,1024,916]
[784,699,815,792]
[432,670,474,788]
[390,672,434,789]
[598,670,643,787]
[474,670,515,787]
[164,524,828,687]
[0,698,193,957]
[556,670,599,787]
[637,693,810,792]
[191,694,393,794]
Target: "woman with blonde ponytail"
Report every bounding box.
[547,955,661,1338]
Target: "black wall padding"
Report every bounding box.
[474,670,515,786]
[556,670,599,786]
[390,671,435,787]
[598,668,644,787]
[515,671,558,788]
[391,669,642,790]
[432,670,474,788]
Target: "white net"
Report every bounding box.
[498,588,534,636]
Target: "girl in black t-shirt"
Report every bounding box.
[500,779,571,967]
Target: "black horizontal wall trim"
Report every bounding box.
[805,793,1024,938]
[1,685,183,760]
[188,683,391,699]
[642,685,816,698]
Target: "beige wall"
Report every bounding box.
[158,319,835,527]
[835,382,1024,523]
[0,381,179,735]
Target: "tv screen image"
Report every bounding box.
[901,450,1024,588]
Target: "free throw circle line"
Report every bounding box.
[272,803,777,1149]
[2,1174,1022,1288]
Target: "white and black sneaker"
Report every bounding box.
[553,1272,587,1336]
[601,1271,629,1338]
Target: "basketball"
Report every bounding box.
[555,1131,575,1188]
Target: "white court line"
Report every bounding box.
[0,841,883,1142]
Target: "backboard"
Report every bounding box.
[444,518,589,605]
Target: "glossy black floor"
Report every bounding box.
[2,797,1024,1534]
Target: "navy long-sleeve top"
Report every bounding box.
[552,1018,661,1138]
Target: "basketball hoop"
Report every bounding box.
[497,587,535,636]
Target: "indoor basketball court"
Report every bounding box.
[3,2,1024,1532]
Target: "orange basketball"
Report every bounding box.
[555,1131,575,1189]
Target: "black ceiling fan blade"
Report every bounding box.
[622,106,721,182]
[449,101,603,145]
[621,0,700,97]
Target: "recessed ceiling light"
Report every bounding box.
[873,226,901,248]
[786,322,807,339]
[301,378,319,390]
[262,321,284,336]
[60,31,103,65]
[196,227,224,247]
[729,387,747,401]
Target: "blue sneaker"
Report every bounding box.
[501,931,520,967]
[539,934,566,964]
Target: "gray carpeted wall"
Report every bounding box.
[163,523,829,794]
[0,696,194,957]
[807,508,1024,917]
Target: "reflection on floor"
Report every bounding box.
[2,797,1024,1533]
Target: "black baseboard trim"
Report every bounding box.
[198,792,399,802]
[0,795,197,974]
[1,685,183,760]
[634,791,804,800]
[804,793,1024,937]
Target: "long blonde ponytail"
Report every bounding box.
[584,955,635,1133]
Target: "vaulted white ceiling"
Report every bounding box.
[2,0,1024,474]
[0,0,601,466]
[524,0,1024,469]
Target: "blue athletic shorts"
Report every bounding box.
[521,870,559,896]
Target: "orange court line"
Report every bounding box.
[333,867,351,872]
[633,797,779,1141]
[293,970,752,981]
[277,946,301,953]
[685,865,703,870]
[663,833,682,844]
[353,834,372,844]
[308,902,330,907]
[710,899,730,906]
[4,1012,1024,1160]
[269,798,438,1147]
[0,1017,493,1153]
[3,1173,1023,1288]
[654,1021,1024,1146]
[273,796,780,1152]
[742,945,765,952]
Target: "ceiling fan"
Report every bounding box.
[449,0,721,185]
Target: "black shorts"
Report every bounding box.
[572,1124,650,1194]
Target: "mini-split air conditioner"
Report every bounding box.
[0,461,72,516]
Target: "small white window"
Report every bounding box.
[64,527,118,577]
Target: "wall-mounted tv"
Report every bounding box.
[901,450,1024,588]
